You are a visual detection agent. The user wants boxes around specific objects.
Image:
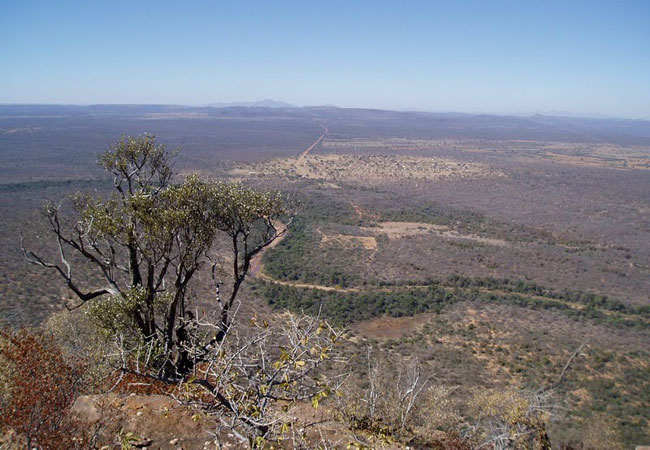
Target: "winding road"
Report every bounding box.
[249,123,332,287]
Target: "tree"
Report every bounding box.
[22,134,288,378]
[21,134,349,444]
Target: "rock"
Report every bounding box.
[132,437,153,447]
[70,394,225,448]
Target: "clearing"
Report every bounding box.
[244,154,500,183]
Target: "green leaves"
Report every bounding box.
[86,285,158,336]
[38,134,292,379]
[209,180,287,236]
[311,390,328,409]
[99,134,175,192]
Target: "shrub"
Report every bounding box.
[0,329,87,449]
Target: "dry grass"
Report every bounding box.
[322,137,650,171]
[242,154,500,183]
[315,221,509,255]
[366,221,509,247]
[318,228,378,250]
[352,313,434,340]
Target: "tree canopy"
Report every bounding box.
[23,134,289,377]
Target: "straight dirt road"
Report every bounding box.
[294,123,328,177]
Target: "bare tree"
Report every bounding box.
[467,387,555,450]
[106,304,348,446]
[340,351,441,445]
[191,308,347,444]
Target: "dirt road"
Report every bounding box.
[295,123,328,177]
[249,123,330,283]
[249,221,287,278]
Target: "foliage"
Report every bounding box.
[23,134,289,377]
[0,329,88,449]
[261,283,453,326]
[263,217,362,288]
[466,387,554,450]
[339,352,466,448]
[447,275,649,318]
[166,311,347,446]
[260,275,650,331]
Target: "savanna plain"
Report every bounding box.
[1,105,649,448]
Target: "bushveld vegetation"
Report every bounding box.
[250,161,649,446]
[2,136,350,447]
[0,328,89,449]
[0,134,581,449]
[258,278,650,331]
[1,107,649,447]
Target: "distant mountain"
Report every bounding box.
[204,99,297,108]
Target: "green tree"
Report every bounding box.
[23,134,288,377]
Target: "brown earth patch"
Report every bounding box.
[318,228,378,250]
[71,394,220,449]
[365,221,509,247]
[352,314,433,340]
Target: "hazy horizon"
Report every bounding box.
[3,100,650,123]
[2,1,649,119]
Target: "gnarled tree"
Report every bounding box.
[22,134,288,378]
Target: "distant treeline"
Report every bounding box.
[258,283,453,326]
[257,275,650,330]
[0,178,111,193]
[445,275,650,318]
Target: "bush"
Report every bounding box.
[339,353,467,448]
[0,329,88,449]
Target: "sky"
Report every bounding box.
[1,0,649,118]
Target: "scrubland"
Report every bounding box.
[1,105,649,447]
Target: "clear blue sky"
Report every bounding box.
[1,0,649,118]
